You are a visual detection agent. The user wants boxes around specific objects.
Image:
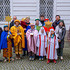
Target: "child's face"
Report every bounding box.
[40,17,44,21]
[31,25,35,29]
[4,27,8,31]
[59,22,63,26]
[36,20,39,25]
[26,19,30,22]
[41,29,44,33]
[15,22,19,26]
[51,31,54,35]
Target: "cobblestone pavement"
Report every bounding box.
[0,41,70,70]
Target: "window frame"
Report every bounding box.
[0,0,13,25]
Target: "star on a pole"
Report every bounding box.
[5,15,12,22]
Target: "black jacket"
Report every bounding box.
[10,20,14,29]
[52,20,61,29]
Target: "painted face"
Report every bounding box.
[4,27,8,31]
[31,25,35,29]
[59,22,63,26]
[41,29,44,34]
[51,31,55,35]
[36,20,39,25]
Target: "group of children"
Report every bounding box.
[0,15,66,64]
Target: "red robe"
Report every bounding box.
[43,26,54,54]
[43,26,54,32]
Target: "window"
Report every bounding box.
[0,0,10,21]
[40,0,53,21]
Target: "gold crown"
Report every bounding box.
[45,21,52,28]
[21,18,26,21]
[26,16,30,20]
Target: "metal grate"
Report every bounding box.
[40,0,53,21]
[0,0,10,21]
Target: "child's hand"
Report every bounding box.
[17,29,19,33]
[58,39,61,42]
[68,40,70,41]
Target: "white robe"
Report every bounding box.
[47,36,59,60]
[36,34,47,56]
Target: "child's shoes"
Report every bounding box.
[29,57,32,61]
[11,58,14,61]
[47,59,50,64]
[4,59,8,62]
[41,58,44,61]
[39,58,41,60]
[53,59,56,63]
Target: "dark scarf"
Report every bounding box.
[26,22,30,25]
[40,20,44,24]
[40,20,44,26]
[4,30,8,32]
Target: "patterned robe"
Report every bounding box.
[0,31,12,58]
[26,29,38,54]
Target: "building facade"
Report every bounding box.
[0,0,70,30]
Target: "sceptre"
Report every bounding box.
[44,20,53,62]
[5,15,12,63]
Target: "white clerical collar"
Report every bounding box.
[14,24,21,27]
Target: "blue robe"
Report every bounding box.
[23,25,31,51]
[0,28,3,47]
[0,31,8,50]
[0,31,14,50]
[25,25,31,33]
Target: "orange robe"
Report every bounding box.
[10,25,25,54]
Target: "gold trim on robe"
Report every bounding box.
[10,26,25,54]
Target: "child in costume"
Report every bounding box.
[0,27,2,45]
[55,20,66,60]
[47,29,59,64]
[26,23,38,60]
[0,25,14,62]
[35,18,42,32]
[21,18,28,56]
[36,27,47,60]
[10,20,25,59]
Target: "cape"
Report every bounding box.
[0,31,8,50]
